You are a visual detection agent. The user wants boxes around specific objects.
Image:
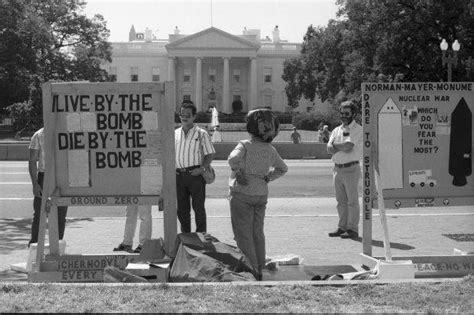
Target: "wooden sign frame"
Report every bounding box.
[32,82,177,281]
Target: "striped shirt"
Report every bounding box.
[228,139,288,196]
[29,128,45,172]
[175,125,215,168]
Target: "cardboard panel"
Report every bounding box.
[363,82,474,209]
[43,82,169,198]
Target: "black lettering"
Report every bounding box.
[142,94,152,110]
[96,152,107,169]
[80,95,90,111]
[52,95,62,112]
[95,95,106,111]
[58,133,68,150]
[97,113,107,130]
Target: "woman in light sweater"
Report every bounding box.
[227,108,288,280]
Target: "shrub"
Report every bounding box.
[293,110,340,131]
[6,101,43,135]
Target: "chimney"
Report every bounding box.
[145,27,152,42]
[272,25,280,43]
[174,26,180,35]
[129,25,136,42]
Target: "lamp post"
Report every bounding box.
[440,39,460,82]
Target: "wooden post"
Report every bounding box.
[162,81,177,257]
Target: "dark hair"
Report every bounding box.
[246,108,280,143]
[339,100,355,113]
[180,100,196,115]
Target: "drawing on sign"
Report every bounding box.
[436,113,450,135]
[378,98,403,189]
[449,97,472,187]
[408,169,436,188]
[402,105,418,126]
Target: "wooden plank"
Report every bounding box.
[29,270,104,283]
[48,205,60,255]
[53,196,160,207]
[42,254,140,271]
[162,81,177,257]
[374,255,474,278]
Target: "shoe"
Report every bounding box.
[340,230,359,239]
[113,243,132,252]
[133,245,142,253]
[328,228,345,237]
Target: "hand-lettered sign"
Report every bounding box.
[362,82,473,208]
[43,82,172,198]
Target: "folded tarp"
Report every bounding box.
[169,233,256,282]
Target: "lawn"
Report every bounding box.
[1,276,473,313]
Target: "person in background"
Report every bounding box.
[28,127,68,246]
[113,205,152,253]
[175,100,216,233]
[319,125,330,143]
[211,125,223,143]
[290,126,301,144]
[327,101,362,239]
[227,108,288,280]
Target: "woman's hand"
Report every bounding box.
[235,170,248,186]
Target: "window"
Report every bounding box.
[183,94,191,101]
[130,67,139,82]
[152,67,160,82]
[263,67,272,83]
[183,69,191,83]
[264,94,272,108]
[233,69,240,83]
[109,67,117,82]
[209,68,216,82]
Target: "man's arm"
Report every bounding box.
[28,148,41,197]
[330,140,354,153]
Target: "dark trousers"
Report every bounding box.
[29,172,68,245]
[176,173,207,233]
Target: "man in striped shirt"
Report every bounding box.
[175,101,216,233]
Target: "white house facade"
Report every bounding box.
[103,26,315,113]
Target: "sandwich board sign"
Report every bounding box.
[361,82,474,275]
[31,82,176,282]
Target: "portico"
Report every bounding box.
[166,27,260,113]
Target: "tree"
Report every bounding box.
[0,0,112,130]
[282,57,303,108]
[283,0,474,108]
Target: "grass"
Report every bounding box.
[1,276,473,313]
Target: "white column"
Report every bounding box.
[168,57,176,110]
[195,57,202,111]
[250,57,257,110]
[223,57,230,113]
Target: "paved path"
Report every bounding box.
[1,198,473,281]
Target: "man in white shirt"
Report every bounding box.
[28,127,68,246]
[175,101,216,232]
[327,101,362,239]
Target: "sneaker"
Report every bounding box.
[133,245,142,253]
[340,230,359,239]
[113,243,132,252]
[328,228,345,237]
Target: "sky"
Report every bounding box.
[82,0,340,43]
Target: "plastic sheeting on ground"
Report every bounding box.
[169,232,256,282]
